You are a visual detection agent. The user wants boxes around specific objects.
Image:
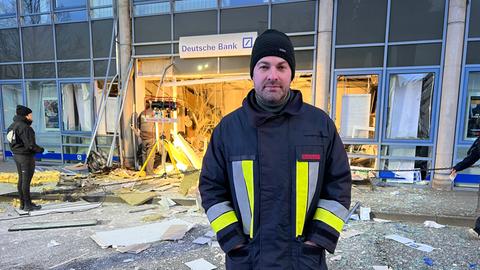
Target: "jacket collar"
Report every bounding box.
[243,89,304,127]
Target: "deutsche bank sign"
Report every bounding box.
[179,32,257,59]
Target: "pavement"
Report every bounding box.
[0,160,479,269]
[0,159,478,227]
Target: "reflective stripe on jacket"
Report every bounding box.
[199,89,352,269]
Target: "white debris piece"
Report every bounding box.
[373,266,393,270]
[373,218,391,223]
[330,255,342,261]
[423,220,445,228]
[349,214,360,221]
[90,218,193,248]
[204,230,216,238]
[385,234,435,252]
[340,229,363,239]
[185,258,217,270]
[193,236,211,245]
[359,207,371,221]
[47,240,60,247]
[210,241,220,248]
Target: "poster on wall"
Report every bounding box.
[466,95,480,138]
[43,98,59,130]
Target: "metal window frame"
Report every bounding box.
[454,0,480,167]
[332,69,383,144]
[331,0,449,173]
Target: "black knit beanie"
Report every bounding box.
[250,29,295,80]
[16,105,32,116]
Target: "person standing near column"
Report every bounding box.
[8,105,44,211]
[450,136,480,240]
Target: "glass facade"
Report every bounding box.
[454,0,480,186]
[0,0,477,187]
[0,0,115,162]
[333,0,445,180]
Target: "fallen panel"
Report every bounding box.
[14,201,101,216]
[161,224,189,240]
[9,219,98,231]
[90,218,194,248]
[170,197,196,206]
[118,192,157,206]
[185,258,217,270]
[116,243,151,254]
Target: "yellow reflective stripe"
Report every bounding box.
[313,208,345,233]
[210,211,238,233]
[296,161,308,237]
[242,160,254,238]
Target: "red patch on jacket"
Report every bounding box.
[301,154,320,160]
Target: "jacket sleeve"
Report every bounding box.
[20,126,44,154]
[199,124,248,253]
[305,119,352,254]
[454,137,480,172]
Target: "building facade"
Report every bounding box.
[0,0,478,189]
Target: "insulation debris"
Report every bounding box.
[0,171,60,185]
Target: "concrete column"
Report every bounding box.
[118,0,135,168]
[314,0,334,111]
[433,0,467,190]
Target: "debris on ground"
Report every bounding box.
[385,234,435,252]
[0,171,60,185]
[116,243,151,254]
[185,258,217,270]
[8,219,98,231]
[423,220,446,228]
[47,240,61,247]
[117,191,157,206]
[90,218,194,249]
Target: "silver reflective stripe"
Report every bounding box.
[232,160,251,235]
[206,201,234,223]
[318,199,349,221]
[307,162,319,211]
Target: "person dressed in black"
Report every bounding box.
[8,105,44,211]
[450,136,480,240]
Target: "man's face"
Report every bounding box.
[252,56,292,105]
[26,113,33,122]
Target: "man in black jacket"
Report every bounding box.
[199,29,351,269]
[8,105,44,211]
[451,136,480,240]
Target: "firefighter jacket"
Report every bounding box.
[199,89,352,269]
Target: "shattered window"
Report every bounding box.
[61,82,93,132]
[335,74,378,139]
[386,73,434,140]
